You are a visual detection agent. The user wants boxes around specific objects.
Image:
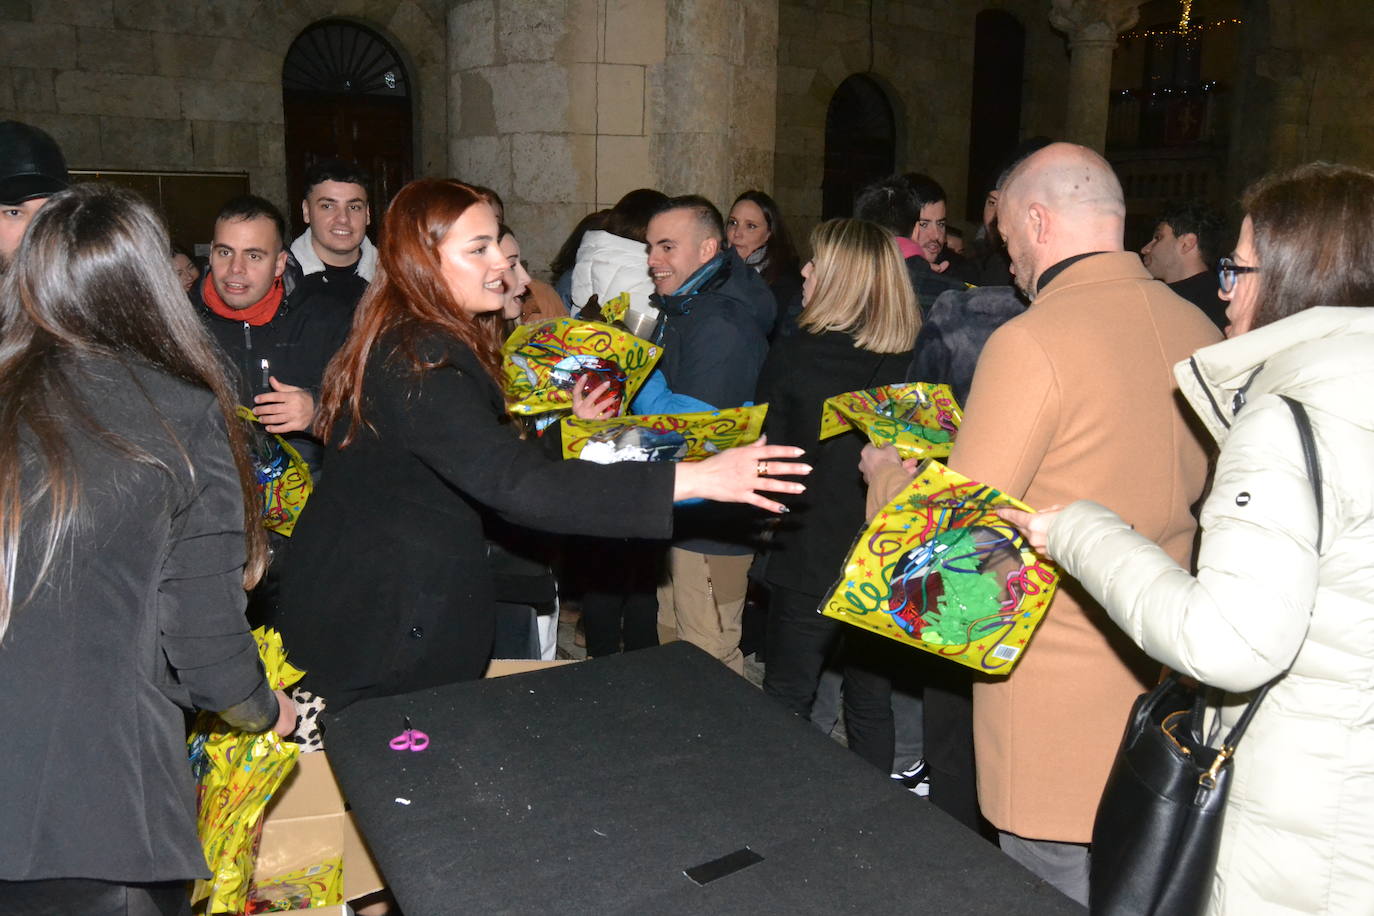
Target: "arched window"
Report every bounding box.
[282,20,414,236]
[822,75,896,220]
[965,10,1025,221]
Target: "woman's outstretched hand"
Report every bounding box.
[673,435,811,514]
[571,376,619,420]
[995,505,1064,555]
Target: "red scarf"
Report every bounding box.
[201,274,285,326]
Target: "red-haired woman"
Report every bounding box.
[271,179,808,712]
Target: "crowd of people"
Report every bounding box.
[1,113,1371,916]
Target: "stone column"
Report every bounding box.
[1050,0,1141,152]
[649,0,778,203]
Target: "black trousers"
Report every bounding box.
[580,539,662,658]
[0,878,190,916]
[762,584,897,772]
[923,675,997,841]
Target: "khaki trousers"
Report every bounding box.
[657,548,751,675]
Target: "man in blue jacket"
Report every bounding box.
[643,195,774,673]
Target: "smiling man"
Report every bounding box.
[289,159,375,311]
[643,195,775,676]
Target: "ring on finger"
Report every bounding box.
[757,460,769,476]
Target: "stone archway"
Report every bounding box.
[966,9,1026,221]
[242,0,446,210]
[821,74,897,219]
[282,19,415,238]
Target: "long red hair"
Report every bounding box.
[315,179,506,448]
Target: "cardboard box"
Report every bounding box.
[252,751,383,910]
[252,658,580,911]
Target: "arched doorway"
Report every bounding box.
[282,19,414,238]
[965,10,1025,221]
[821,75,896,219]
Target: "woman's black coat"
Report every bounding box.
[755,329,914,598]
[273,331,675,710]
[0,356,272,883]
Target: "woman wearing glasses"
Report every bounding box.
[1001,163,1374,913]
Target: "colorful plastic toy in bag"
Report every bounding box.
[502,318,660,418]
[246,857,344,913]
[235,406,313,537]
[820,460,1059,674]
[561,404,767,463]
[819,382,962,459]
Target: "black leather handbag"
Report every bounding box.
[1089,395,1322,916]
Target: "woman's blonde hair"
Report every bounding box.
[797,218,920,353]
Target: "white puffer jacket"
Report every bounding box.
[1048,307,1374,915]
[569,229,654,318]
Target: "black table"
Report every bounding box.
[327,642,1081,914]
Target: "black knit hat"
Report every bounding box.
[0,121,69,205]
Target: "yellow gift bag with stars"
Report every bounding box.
[560,404,767,463]
[819,382,962,459]
[502,317,660,419]
[820,460,1060,674]
[188,628,307,914]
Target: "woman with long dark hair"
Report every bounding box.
[757,218,920,771]
[1001,163,1374,913]
[272,179,808,712]
[727,190,802,339]
[0,184,293,914]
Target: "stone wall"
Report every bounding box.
[1228,0,1374,196]
[0,0,448,216]
[449,0,778,277]
[774,0,1069,248]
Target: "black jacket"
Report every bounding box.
[904,252,968,316]
[908,285,1027,406]
[192,260,354,470]
[0,355,272,882]
[1169,270,1228,332]
[756,330,914,597]
[273,331,675,710]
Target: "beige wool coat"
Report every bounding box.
[1050,307,1374,914]
[937,252,1221,841]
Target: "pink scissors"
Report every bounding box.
[389,716,429,752]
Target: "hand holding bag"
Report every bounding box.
[1089,396,1322,916]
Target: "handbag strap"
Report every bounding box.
[1202,394,1323,783]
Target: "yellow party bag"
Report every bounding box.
[819,382,962,459]
[561,404,767,463]
[235,406,313,537]
[502,318,661,417]
[188,628,306,914]
[820,460,1059,674]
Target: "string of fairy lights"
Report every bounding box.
[1119,17,1243,42]
[1119,1,1243,45]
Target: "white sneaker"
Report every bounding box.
[891,758,930,797]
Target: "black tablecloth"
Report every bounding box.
[327,642,1080,915]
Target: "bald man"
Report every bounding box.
[861,143,1221,903]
